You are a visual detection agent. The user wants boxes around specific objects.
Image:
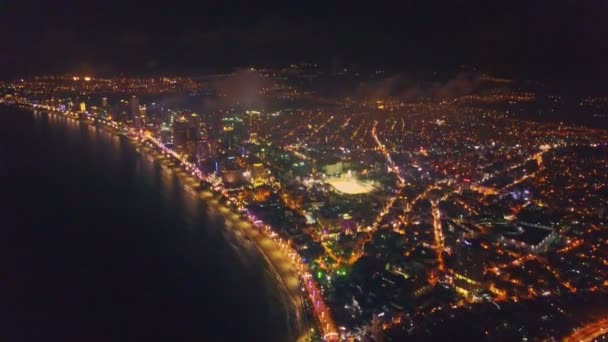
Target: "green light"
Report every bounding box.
[317,271,322,279]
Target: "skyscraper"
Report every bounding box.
[246,110,261,143]
[173,116,189,150]
[129,95,139,120]
[221,125,235,151]
[371,313,384,342]
[101,97,108,107]
[138,105,146,129]
[220,116,244,151]
[189,113,201,141]
[129,95,142,130]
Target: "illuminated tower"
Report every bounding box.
[101,97,108,108]
[129,95,139,120]
[246,110,261,143]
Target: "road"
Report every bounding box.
[431,201,446,272]
[27,104,340,341]
[563,318,608,342]
[143,135,339,341]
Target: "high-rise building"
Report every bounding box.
[101,97,108,107]
[160,125,171,144]
[173,116,189,150]
[246,110,261,143]
[187,126,199,142]
[449,237,485,299]
[189,113,201,141]
[371,313,384,342]
[251,162,266,187]
[129,95,139,120]
[220,116,244,150]
[79,102,86,113]
[341,213,356,235]
[221,125,235,151]
[251,162,264,178]
[129,95,143,130]
[137,105,146,129]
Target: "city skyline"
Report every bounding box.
[2,1,608,91]
[2,65,608,340]
[2,2,608,341]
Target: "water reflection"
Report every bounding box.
[30,110,295,341]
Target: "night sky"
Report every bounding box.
[2,1,607,87]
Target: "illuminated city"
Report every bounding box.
[2,2,607,341]
[2,62,607,340]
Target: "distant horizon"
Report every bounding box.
[4,38,608,340]
[3,66,606,96]
[2,1,607,91]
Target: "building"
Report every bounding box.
[139,105,146,119]
[190,112,201,136]
[370,313,384,342]
[129,95,139,120]
[341,213,356,235]
[450,238,485,299]
[137,105,146,129]
[129,95,142,130]
[251,162,265,178]
[221,125,235,151]
[160,125,171,144]
[187,113,200,142]
[246,110,261,142]
[185,119,200,158]
[79,102,86,113]
[495,222,556,253]
[221,169,250,186]
[101,97,108,107]
[220,116,244,151]
[251,162,266,187]
[173,116,189,150]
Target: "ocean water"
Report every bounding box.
[1,108,292,341]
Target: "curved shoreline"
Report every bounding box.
[140,143,312,341]
[26,107,313,341]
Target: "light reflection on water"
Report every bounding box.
[25,110,296,341]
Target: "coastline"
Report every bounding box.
[137,143,313,341]
[17,106,314,341]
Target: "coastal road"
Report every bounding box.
[563,318,608,342]
[143,144,316,341]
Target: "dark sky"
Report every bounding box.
[1,0,607,87]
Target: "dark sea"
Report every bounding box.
[0,108,291,341]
